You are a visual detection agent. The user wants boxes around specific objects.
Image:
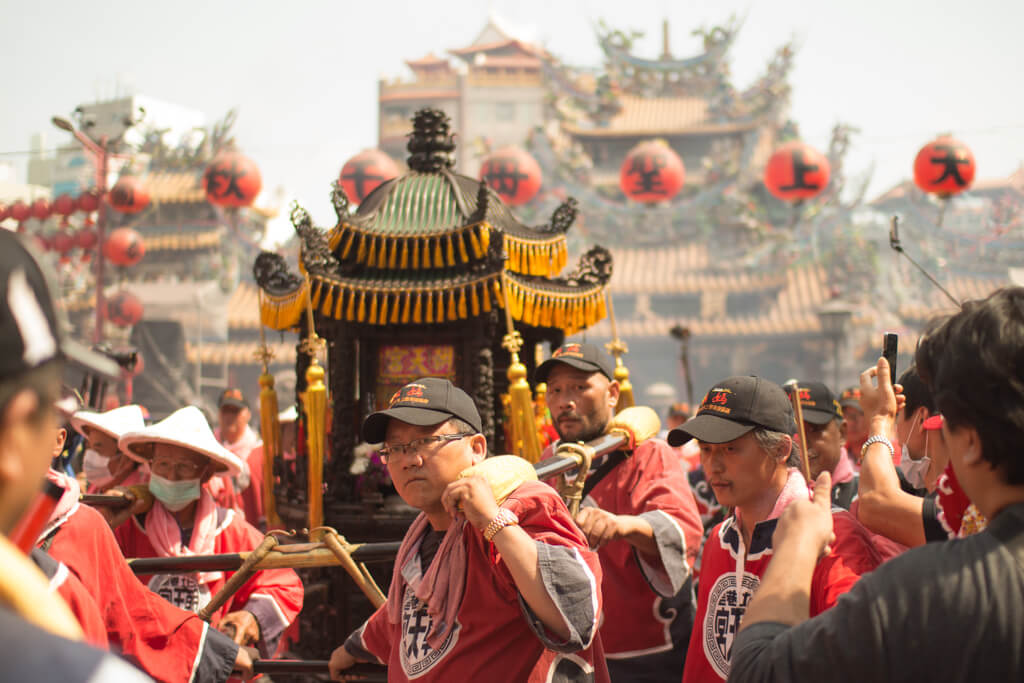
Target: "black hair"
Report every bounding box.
[0,360,63,427]
[898,365,936,417]
[916,287,1024,485]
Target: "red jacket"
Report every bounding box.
[682,472,884,682]
[115,505,303,658]
[543,438,704,663]
[41,502,237,682]
[348,482,609,682]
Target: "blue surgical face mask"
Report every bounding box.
[148,473,201,511]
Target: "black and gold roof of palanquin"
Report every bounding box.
[255,107,611,336]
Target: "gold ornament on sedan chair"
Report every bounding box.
[604,291,634,411]
[501,273,542,464]
[300,278,328,535]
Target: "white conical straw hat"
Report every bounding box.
[70,404,146,444]
[119,406,242,476]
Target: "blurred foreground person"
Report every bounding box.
[538,343,703,683]
[330,378,608,682]
[0,230,149,681]
[668,377,883,682]
[730,288,1024,682]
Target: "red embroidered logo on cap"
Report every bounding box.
[391,383,429,406]
[224,389,243,401]
[553,343,583,359]
[701,388,734,415]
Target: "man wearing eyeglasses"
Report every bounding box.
[329,377,609,682]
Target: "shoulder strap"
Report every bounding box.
[581,451,628,500]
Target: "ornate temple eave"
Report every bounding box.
[328,219,494,269]
[561,119,759,139]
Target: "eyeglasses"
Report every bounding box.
[379,433,473,464]
[151,458,204,479]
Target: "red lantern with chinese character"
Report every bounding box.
[52,230,75,254]
[619,140,686,203]
[479,147,543,206]
[9,200,30,223]
[30,198,51,221]
[913,136,975,197]
[764,141,831,202]
[76,190,100,213]
[105,290,143,327]
[205,152,262,208]
[76,226,98,250]
[103,227,145,266]
[109,176,150,214]
[339,149,398,204]
[52,194,76,226]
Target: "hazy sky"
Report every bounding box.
[2,0,1021,239]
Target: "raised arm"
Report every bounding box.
[854,358,926,546]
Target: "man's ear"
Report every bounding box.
[779,435,794,463]
[468,433,487,465]
[606,380,620,408]
[959,427,983,466]
[838,418,847,440]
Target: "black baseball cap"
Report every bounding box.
[535,342,614,383]
[0,231,118,381]
[219,387,249,410]
[839,386,862,410]
[667,376,795,446]
[362,377,482,443]
[785,381,842,425]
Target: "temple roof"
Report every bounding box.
[561,95,759,138]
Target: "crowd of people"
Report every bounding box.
[3,226,1023,682]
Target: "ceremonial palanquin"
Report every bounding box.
[252,107,612,654]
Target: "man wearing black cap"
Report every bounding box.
[0,230,150,681]
[538,343,703,683]
[329,377,608,682]
[786,382,859,509]
[669,376,883,682]
[839,386,869,465]
[730,289,1024,682]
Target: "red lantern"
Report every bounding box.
[76,226,98,250]
[205,152,262,208]
[103,228,145,266]
[338,149,398,204]
[52,230,75,254]
[53,193,76,217]
[619,140,686,203]
[763,141,831,202]
[105,290,144,327]
[76,190,100,213]
[479,147,543,206]
[30,198,51,221]
[9,200,30,223]
[109,176,149,214]
[913,136,975,197]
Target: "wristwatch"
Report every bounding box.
[483,508,519,542]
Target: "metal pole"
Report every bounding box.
[94,138,109,344]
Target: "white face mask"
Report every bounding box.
[149,473,202,512]
[899,449,931,489]
[82,449,114,488]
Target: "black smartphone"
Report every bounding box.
[883,333,898,386]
